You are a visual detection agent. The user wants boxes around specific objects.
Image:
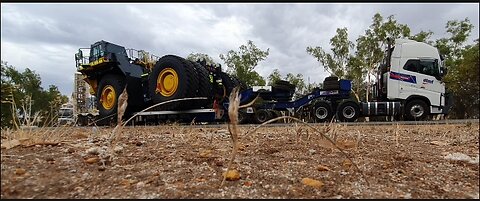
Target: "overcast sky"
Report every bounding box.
[1,3,479,96]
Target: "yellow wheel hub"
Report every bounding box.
[100,85,116,110]
[156,68,178,97]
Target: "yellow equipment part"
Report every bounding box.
[89,57,107,66]
[100,85,116,110]
[156,68,178,97]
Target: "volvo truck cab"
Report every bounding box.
[375,38,449,120]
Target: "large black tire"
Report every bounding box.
[312,101,333,123]
[189,60,213,108]
[336,101,360,122]
[149,55,199,110]
[323,81,340,90]
[96,74,126,126]
[253,109,272,124]
[404,99,429,121]
[324,76,338,82]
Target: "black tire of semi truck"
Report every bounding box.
[149,55,199,110]
[96,74,126,126]
[404,99,429,121]
[323,83,340,90]
[324,76,338,82]
[312,101,333,122]
[188,60,213,108]
[253,109,272,124]
[336,101,360,122]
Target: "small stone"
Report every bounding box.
[136,181,145,188]
[301,178,324,189]
[69,169,77,173]
[86,147,100,155]
[215,160,224,167]
[330,195,343,199]
[98,166,106,171]
[342,159,353,169]
[135,141,143,146]
[316,165,331,171]
[430,141,448,146]
[199,150,213,158]
[35,145,41,148]
[223,169,241,181]
[84,157,100,164]
[15,168,26,175]
[244,181,253,187]
[309,149,316,155]
[114,146,124,153]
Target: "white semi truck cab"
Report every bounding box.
[372,38,451,120]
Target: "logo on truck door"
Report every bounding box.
[422,78,434,84]
[390,71,416,84]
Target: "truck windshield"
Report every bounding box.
[59,109,73,118]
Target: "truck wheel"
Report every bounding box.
[237,110,248,124]
[189,60,213,108]
[336,101,360,122]
[312,101,333,122]
[253,109,272,124]
[149,55,199,110]
[96,74,125,126]
[405,100,429,121]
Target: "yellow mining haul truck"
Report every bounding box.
[74,40,245,126]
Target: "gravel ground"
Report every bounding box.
[1,123,479,199]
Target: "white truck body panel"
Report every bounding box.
[386,39,445,113]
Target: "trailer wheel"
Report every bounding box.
[405,99,429,121]
[336,101,360,122]
[237,110,249,124]
[149,55,199,110]
[253,109,272,124]
[96,74,125,126]
[312,101,333,122]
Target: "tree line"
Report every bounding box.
[1,61,69,129]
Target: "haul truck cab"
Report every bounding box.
[376,38,450,120]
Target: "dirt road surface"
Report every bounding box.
[1,123,479,199]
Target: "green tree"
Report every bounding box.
[306,27,354,79]
[436,18,475,119]
[285,73,306,99]
[1,61,68,128]
[267,68,282,85]
[219,40,269,86]
[443,39,479,118]
[409,30,434,45]
[355,13,411,101]
[186,53,215,65]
